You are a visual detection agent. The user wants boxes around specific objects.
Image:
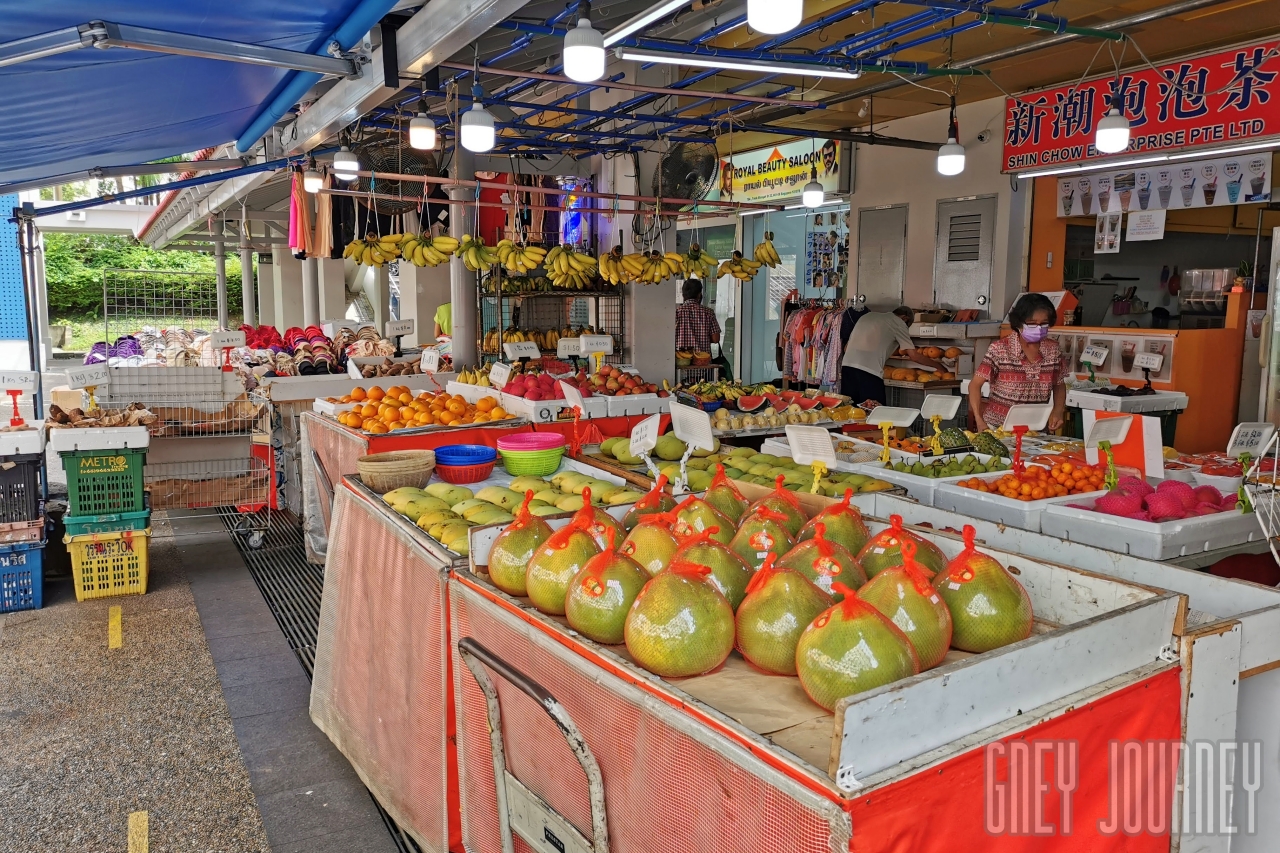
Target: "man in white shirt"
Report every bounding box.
[841,307,945,403]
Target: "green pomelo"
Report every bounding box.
[798,491,871,556]
[673,534,755,610]
[625,568,736,677]
[487,494,555,596]
[728,510,794,572]
[575,487,623,550]
[796,598,920,712]
[620,520,680,576]
[702,465,749,523]
[565,549,649,645]
[776,531,866,601]
[745,477,807,537]
[736,563,832,675]
[856,516,948,579]
[621,476,678,531]
[858,563,953,669]
[672,497,734,545]
[935,529,1034,653]
[525,525,600,615]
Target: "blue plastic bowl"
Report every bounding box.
[434,444,498,467]
[701,401,723,412]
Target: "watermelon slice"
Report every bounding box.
[779,390,805,403]
[792,399,820,411]
[764,393,787,410]
[736,395,768,412]
[814,396,842,408]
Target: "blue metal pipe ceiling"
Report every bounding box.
[0,0,395,185]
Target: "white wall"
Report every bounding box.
[848,96,1028,316]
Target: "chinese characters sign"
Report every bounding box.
[1003,39,1280,172]
[1056,154,1271,216]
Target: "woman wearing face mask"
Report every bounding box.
[969,293,1066,432]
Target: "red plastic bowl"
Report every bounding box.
[434,460,496,484]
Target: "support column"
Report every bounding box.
[448,147,477,367]
[257,252,276,327]
[33,233,51,368]
[240,222,256,327]
[316,258,347,321]
[271,247,305,329]
[214,238,229,329]
[302,257,320,327]
[397,263,450,348]
[359,264,391,331]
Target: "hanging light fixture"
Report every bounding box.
[1096,108,1130,154]
[409,90,436,150]
[748,0,803,34]
[302,160,323,193]
[332,146,359,181]
[461,84,495,153]
[802,166,824,208]
[563,7,605,83]
[936,95,965,176]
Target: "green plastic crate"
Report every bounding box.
[60,448,147,516]
[62,509,151,537]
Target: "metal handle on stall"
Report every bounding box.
[312,450,334,504]
[458,637,610,853]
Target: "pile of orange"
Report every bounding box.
[333,385,511,433]
[957,461,1105,501]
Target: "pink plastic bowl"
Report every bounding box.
[497,433,567,452]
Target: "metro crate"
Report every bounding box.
[0,452,42,524]
[66,528,151,601]
[62,509,152,538]
[0,539,45,612]
[60,447,147,516]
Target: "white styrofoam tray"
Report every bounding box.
[1065,389,1189,413]
[850,454,1001,506]
[932,481,1107,533]
[49,425,150,452]
[0,423,45,456]
[313,399,357,416]
[1040,500,1265,561]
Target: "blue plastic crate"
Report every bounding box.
[0,539,44,612]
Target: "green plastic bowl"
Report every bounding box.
[497,434,567,476]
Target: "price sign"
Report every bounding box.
[1133,352,1164,372]
[66,364,109,390]
[1080,345,1110,366]
[557,338,581,357]
[579,334,613,355]
[785,425,837,468]
[1003,403,1053,432]
[630,414,662,458]
[0,371,38,392]
[1085,416,1132,449]
[347,359,363,379]
[420,350,441,373]
[385,319,414,338]
[668,400,716,451]
[559,380,585,412]
[914,325,939,338]
[1227,422,1275,457]
[211,330,247,349]
[489,361,513,388]
[504,341,541,360]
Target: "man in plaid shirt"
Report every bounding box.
[675,278,720,352]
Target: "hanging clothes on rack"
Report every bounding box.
[779,299,846,388]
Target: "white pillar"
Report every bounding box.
[397,263,450,348]
[257,253,276,327]
[240,222,256,326]
[271,247,305,330]
[361,264,391,331]
[302,257,320,327]
[448,148,477,368]
[316,258,347,322]
[214,238,229,328]
[33,234,51,368]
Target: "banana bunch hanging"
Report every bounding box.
[544,244,599,289]
[496,239,548,274]
[753,231,781,268]
[718,250,764,281]
[680,243,718,279]
[598,246,637,286]
[343,232,403,267]
[458,235,499,272]
[636,251,682,284]
[399,233,460,267]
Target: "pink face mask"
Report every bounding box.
[1019,324,1049,343]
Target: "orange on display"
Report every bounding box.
[957,461,1105,501]
[335,386,516,432]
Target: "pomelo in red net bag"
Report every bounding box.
[797,489,870,556]
[796,582,921,711]
[487,490,553,596]
[672,495,734,545]
[934,525,1034,653]
[671,527,754,610]
[703,464,750,523]
[525,502,601,616]
[777,522,866,601]
[625,559,736,677]
[856,514,948,579]
[565,529,649,645]
[744,475,807,537]
[857,538,953,669]
[619,512,679,577]
[622,474,677,531]
[577,486,624,550]
[728,507,795,571]
[735,554,832,676]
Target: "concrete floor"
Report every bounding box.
[0,515,397,853]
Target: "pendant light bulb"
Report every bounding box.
[460,103,495,153]
[1096,108,1130,154]
[303,168,323,193]
[802,166,824,208]
[332,146,359,181]
[409,112,436,150]
[563,17,605,83]
[748,0,803,34]
[937,138,966,176]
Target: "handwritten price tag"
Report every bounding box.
[420,350,441,373]
[385,319,414,338]
[489,362,513,388]
[557,338,581,357]
[210,330,247,349]
[1133,352,1164,372]
[67,364,109,389]
[1080,345,1110,366]
[0,371,39,392]
[579,334,613,355]
[504,341,541,360]
[914,325,939,338]
[1227,422,1275,457]
[630,414,661,457]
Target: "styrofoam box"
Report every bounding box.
[1040,499,1265,561]
[0,423,45,456]
[851,454,1001,506]
[932,481,1106,532]
[606,394,658,417]
[313,399,356,416]
[49,425,151,452]
[446,382,502,405]
[1065,389,1189,413]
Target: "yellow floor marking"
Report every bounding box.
[127,811,148,853]
[108,606,122,649]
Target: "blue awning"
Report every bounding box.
[0,0,393,185]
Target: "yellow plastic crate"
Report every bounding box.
[65,528,151,601]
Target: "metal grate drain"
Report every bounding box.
[220,510,423,853]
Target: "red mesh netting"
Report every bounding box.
[450,579,852,853]
[310,483,455,853]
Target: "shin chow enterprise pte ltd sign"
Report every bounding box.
[1002,38,1280,173]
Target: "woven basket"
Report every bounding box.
[356,450,436,493]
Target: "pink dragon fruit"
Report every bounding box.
[1193,485,1224,506]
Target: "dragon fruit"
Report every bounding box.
[744,475,808,538]
[620,512,680,576]
[671,528,755,610]
[797,489,871,556]
[934,526,1034,653]
[728,507,795,571]
[735,554,832,676]
[525,504,601,615]
[565,529,650,645]
[622,474,678,531]
[673,495,735,545]
[487,491,554,597]
[857,515,949,579]
[796,582,921,712]
[625,559,736,678]
[857,538,953,670]
[703,465,750,523]
[777,522,866,601]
